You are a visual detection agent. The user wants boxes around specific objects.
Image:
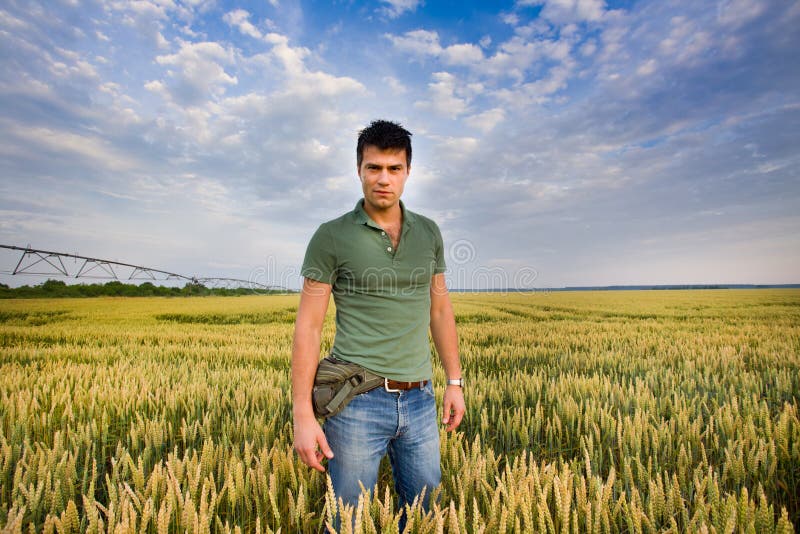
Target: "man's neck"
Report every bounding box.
[363,199,403,227]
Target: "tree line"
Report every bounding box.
[0,279,290,298]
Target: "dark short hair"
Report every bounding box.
[357,120,412,168]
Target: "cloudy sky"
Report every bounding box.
[1,0,798,289]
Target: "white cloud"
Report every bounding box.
[502,13,519,26]
[478,35,571,80]
[288,70,365,98]
[428,135,479,160]
[380,0,423,19]
[0,9,29,29]
[184,176,245,224]
[257,33,366,98]
[464,108,506,133]
[2,121,140,171]
[223,9,262,39]
[154,41,238,104]
[135,26,366,157]
[716,0,766,28]
[325,175,351,191]
[382,76,407,94]
[388,29,575,85]
[264,32,310,76]
[144,79,167,94]
[494,63,572,107]
[519,0,607,24]
[636,58,657,76]
[580,39,597,56]
[415,72,470,118]
[122,0,171,20]
[658,17,714,66]
[98,82,122,98]
[386,29,441,57]
[48,56,100,81]
[441,43,484,66]
[110,0,177,48]
[156,31,169,49]
[387,30,486,66]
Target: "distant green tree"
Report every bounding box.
[41,279,67,294]
[0,278,292,298]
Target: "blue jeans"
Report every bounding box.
[323,380,441,527]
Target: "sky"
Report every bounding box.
[0,0,798,290]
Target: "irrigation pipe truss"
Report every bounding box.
[0,244,285,291]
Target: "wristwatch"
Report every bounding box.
[446,377,464,387]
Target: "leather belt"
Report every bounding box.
[384,378,428,392]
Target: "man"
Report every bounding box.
[292,120,465,523]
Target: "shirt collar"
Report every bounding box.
[353,198,417,228]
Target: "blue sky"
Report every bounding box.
[0,0,798,289]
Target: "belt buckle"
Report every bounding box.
[384,378,401,393]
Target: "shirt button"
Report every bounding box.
[387,247,392,252]
[381,231,386,236]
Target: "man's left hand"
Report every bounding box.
[441,385,465,432]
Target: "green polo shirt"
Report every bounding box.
[301,198,446,381]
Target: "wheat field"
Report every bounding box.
[0,289,798,533]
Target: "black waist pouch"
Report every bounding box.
[312,355,384,419]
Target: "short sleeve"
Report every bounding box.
[432,222,446,274]
[301,224,337,284]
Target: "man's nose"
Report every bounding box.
[377,170,391,184]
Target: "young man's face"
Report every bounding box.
[358,144,410,212]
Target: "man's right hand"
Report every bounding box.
[292,278,334,472]
[293,414,334,472]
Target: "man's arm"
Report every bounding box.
[429,273,465,432]
[292,278,334,472]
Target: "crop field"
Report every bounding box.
[0,289,798,533]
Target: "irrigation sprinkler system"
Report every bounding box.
[0,244,286,291]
